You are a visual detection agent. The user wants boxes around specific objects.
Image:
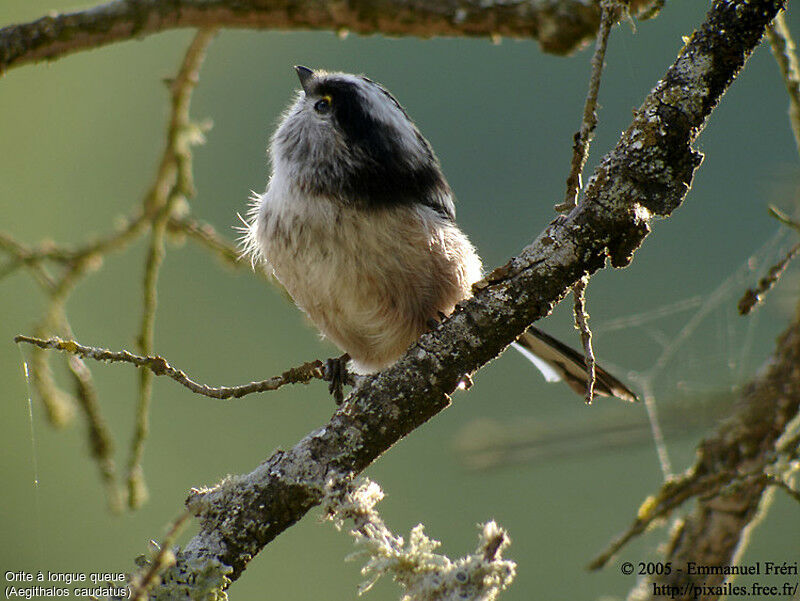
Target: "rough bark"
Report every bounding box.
[137,0,787,595]
[624,312,800,601]
[0,0,658,73]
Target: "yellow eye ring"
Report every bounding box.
[314,95,332,113]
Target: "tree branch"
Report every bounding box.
[558,0,621,212]
[766,11,800,155]
[166,215,271,282]
[611,309,800,600]
[571,276,596,404]
[128,26,217,509]
[137,0,786,594]
[0,0,658,73]
[15,335,327,399]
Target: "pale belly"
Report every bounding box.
[255,196,481,372]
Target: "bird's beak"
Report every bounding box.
[294,65,314,94]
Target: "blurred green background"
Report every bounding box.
[1,2,798,599]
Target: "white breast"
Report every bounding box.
[247,171,482,372]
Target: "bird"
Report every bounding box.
[242,66,637,404]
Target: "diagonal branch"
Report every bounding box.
[601,312,800,599]
[596,13,800,598]
[138,0,786,594]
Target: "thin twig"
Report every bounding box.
[736,15,800,315]
[0,27,237,513]
[0,29,219,507]
[28,324,76,427]
[0,233,58,290]
[14,335,327,399]
[19,297,125,512]
[738,206,800,315]
[168,216,240,266]
[557,0,623,212]
[571,276,596,404]
[591,367,800,571]
[638,379,673,479]
[127,510,193,601]
[167,215,271,283]
[129,27,217,509]
[11,229,126,510]
[27,251,106,431]
[738,241,800,315]
[587,478,719,569]
[2,216,156,461]
[51,305,123,512]
[638,0,665,20]
[769,204,800,231]
[0,212,150,267]
[66,352,123,513]
[588,466,768,570]
[138,0,789,589]
[592,468,800,571]
[766,11,800,155]
[28,256,96,429]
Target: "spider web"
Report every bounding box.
[455,225,798,475]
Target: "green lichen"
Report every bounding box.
[148,556,233,601]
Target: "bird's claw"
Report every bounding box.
[324,353,350,404]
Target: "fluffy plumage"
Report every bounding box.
[242,67,637,401]
[244,67,479,372]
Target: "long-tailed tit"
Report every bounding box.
[243,66,637,403]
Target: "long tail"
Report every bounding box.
[513,327,638,402]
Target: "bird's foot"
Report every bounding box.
[426,311,449,331]
[324,353,351,404]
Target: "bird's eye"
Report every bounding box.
[314,95,332,114]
